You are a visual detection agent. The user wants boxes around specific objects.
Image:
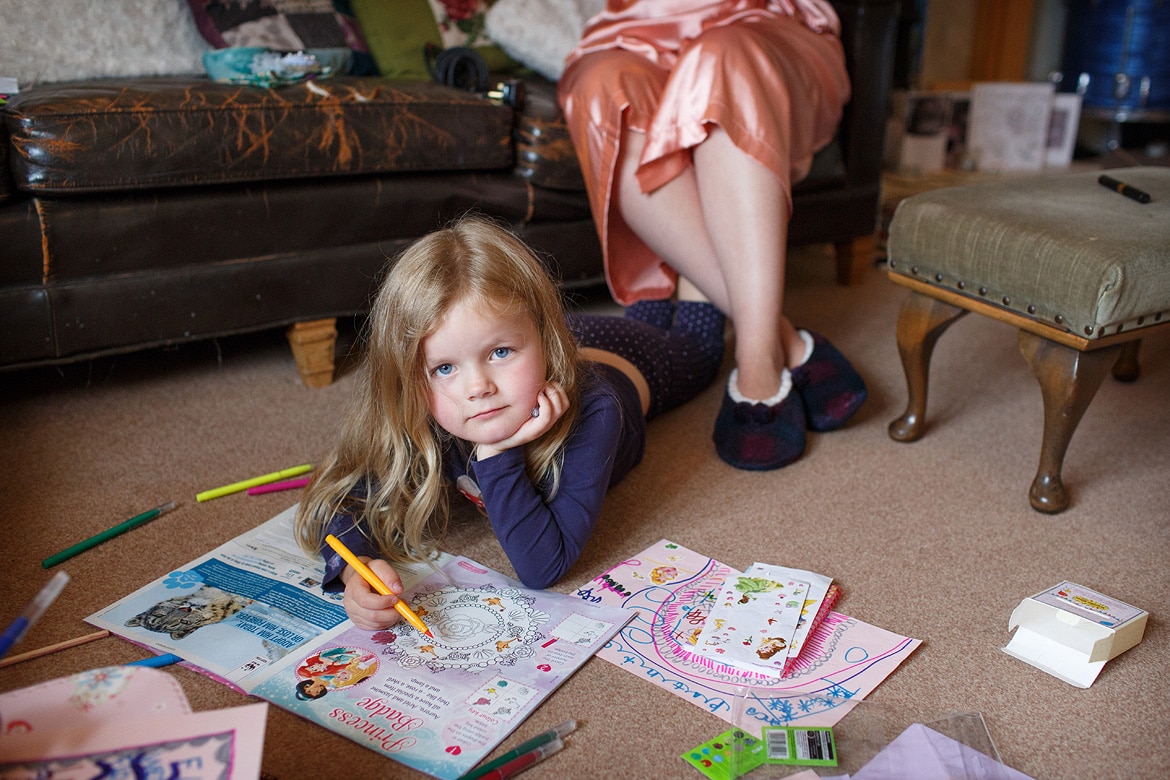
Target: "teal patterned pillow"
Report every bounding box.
[188,0,377,75]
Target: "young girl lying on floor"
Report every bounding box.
[294,216,725,629]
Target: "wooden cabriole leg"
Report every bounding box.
[834,234,876,286]
[888,291,967,442]
[287,318,338,388]
[1017,330,1122,514]
[1112,339,1141,382]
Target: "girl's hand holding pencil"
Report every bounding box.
[340,556,410,631]
[326,535,433,635]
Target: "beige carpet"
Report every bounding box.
[1,247,1167,779]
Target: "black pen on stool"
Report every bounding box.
[1099,174,1151,204]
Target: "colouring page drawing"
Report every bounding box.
[86,507,630,780]
[249,556,630,779]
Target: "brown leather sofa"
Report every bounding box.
[0,0,897,386]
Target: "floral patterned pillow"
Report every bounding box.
[429,0,493,49]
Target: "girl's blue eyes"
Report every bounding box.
[431,348,512,377]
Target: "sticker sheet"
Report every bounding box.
[744,563,834,663]
[694,572,809,677]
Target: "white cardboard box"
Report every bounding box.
[1003,582,1147,688]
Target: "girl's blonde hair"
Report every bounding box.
[295,216,581,564]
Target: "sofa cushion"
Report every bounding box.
[352,0,517,81]
[188,0,377,75]
[512,77,584,191]
[3,77,515,194]
[0,172,598,366]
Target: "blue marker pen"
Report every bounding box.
[127,653,183,667]
[0,571,70,659]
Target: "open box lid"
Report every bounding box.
[1003,582,1148,688]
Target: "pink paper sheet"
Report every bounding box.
[574,540,921,730]
[0,667,267,780]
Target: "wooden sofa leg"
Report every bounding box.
[1018,330,1122,514]
[287,318,338,388]
[1112,339,1141,382]
[834,234,875,285]
[888,291,966,442]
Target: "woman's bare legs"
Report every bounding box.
[615,127,806,400]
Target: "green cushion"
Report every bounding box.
[352,0,517,81]
[887,167,1170,339]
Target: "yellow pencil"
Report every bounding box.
[324,534,434,638]
[196,463,314,502]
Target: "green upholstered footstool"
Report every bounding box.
[885,167,1170,513]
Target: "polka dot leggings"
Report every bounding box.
[567,300,726,419]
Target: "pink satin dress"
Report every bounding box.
[557,0,850,305]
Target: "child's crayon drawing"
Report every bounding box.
[575,540,921,730]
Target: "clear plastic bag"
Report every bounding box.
[717,686,1018,779]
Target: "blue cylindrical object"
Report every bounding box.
[1060,0,1170,118]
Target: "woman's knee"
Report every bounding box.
[561,51,666,127]
[678,18,798,74]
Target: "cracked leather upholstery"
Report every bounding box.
[5,77,515,193]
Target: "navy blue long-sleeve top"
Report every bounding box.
[320,363,645,590]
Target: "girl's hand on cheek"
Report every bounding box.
[539,381,569,423]
[476,382,569,460]
[341,558,405,630]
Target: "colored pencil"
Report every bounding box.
[460,720,577,780]
[196,463,313,502]
[127,653,182,667]
[324,534,433,637]
[478,737,564,780]
[42,502,176,568]
[0,571,74,659]
[0,629,110,669]
[246,476,312,495]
